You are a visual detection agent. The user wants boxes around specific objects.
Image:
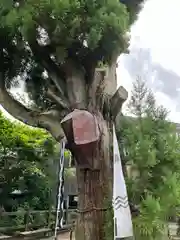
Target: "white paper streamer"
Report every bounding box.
[113,125,133,239]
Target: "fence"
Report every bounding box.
[1,211,180,239]
[0,209,77,235]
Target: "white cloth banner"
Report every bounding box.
[113,125,133,239]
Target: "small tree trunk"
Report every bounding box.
[75,118,113,240]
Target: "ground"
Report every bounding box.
[41,231,75,240]
[41,223,180,240]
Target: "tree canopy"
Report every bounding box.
[118,78,180,239]
[0,0,144,140]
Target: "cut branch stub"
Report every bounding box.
[61,109,101,169]
[110,86,128,119]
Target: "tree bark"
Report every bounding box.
[75,117,113,240]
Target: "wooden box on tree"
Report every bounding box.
[61,109,101,170]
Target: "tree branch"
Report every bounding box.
[65,60,87,109]
[88,68,106,110]
[0,85,65,141]
[29,40,67,97]
[0,87,38,126]
[110,86,128,119]
[46,87,70,109]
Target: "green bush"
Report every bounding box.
[117,79,180,239]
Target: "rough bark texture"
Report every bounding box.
[75,117,112,240]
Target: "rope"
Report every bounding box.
[77,207,110,213]
[68,207,109,239]
[54,139,66,239]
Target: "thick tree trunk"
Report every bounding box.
[74,118,113,240]
[58,63,128,240]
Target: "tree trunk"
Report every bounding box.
[74,117,113,240]
[59,62,128,240]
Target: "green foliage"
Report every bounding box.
[119,0,144,23]
[0,111,57,211]
[64,168,76,178]
[118,78,180,239]
[133,196,167,240]
[0,208,55,230]
[1,0,129,52]
[0,0,143,110]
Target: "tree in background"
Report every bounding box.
[117,78,180,239]
[0,0,144,238]
[0,111,56,211]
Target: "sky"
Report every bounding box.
[2,0,180,123]
[117,0,180,123]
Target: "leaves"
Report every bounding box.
[0,111,57,210]
[133,196,166,240]
[0,0,130,51]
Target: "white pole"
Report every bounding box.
[54,139,65,239]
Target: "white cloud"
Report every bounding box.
[117,0,180,123]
